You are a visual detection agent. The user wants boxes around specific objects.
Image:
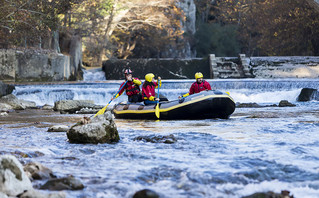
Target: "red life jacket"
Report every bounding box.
[142,81,158,100]
[189,80,212,95]
[118,78,141,96]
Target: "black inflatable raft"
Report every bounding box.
[113,90,235,120]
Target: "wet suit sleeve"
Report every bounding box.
[181,82,195,98]
[182,93,189,97]
[155,80,161,89]
[132,78,142,86]
[114,82,126,99]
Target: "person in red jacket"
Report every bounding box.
[111,69,142,102]
[181,72,212,98]
[142,73,162,105]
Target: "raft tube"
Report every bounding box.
[113,90,235,120]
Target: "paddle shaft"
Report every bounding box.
[157,80,160,99]
[155,79,160,119]
[93,80,128,117]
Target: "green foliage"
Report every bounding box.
[195,22,241,57]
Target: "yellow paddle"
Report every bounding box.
[93,81,128,118]
[155,78,160,119]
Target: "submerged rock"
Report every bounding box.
[242,190,293,198]
[0,155,33,196]
[67,111,119,144]
[133,134,177,144]
[278,100,296,107]
[133,189,160,198]
[236,102,262,108]
[40,175,84,191]
[24,162,56,180]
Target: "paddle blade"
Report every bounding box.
[155,103,160,119]
[94,104,109,118]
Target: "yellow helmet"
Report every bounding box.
[145,73,155,82]
[195,72,203,79]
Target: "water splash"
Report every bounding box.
[83,68,106,81]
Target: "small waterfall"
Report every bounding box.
[83,68,106,81]
[12,79,319,106]
[13,83,121,106]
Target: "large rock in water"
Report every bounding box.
[297,88,318,101]
[0,155,33,196]
[53,100,95,114]
[67,111,119,144]
[0,94,36,110]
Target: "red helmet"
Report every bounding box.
[124,69,132,75]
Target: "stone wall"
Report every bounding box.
[102,58,210,80]
[209,54,253,79]
[0,49,74,82]
[103,55,319,80]
[249,56,319,78]
[0,49,16,81]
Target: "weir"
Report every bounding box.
[12,79,319,106]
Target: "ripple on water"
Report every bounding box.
[232,157,319,183]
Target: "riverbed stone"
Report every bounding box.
[242,190,293,198]
[236,102,262,108]
[48,125,70,132]
[0,103,12,112]
[53,100,95,114]
[17,189,66,198]
[133,134,177,144]
[40,175,84,191]
[0,112,8,117]
[20,100,37,109]
[67,111,119,144]
[75,106,104,114]
[0,94,25,110]
[133,189,160,198]
[42,104,54,110]
[0,155,33,196]
[279,100,296,107]
[24,162,55,180]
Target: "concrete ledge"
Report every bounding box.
[0,49,71,82]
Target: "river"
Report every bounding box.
[1,75,319,198]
